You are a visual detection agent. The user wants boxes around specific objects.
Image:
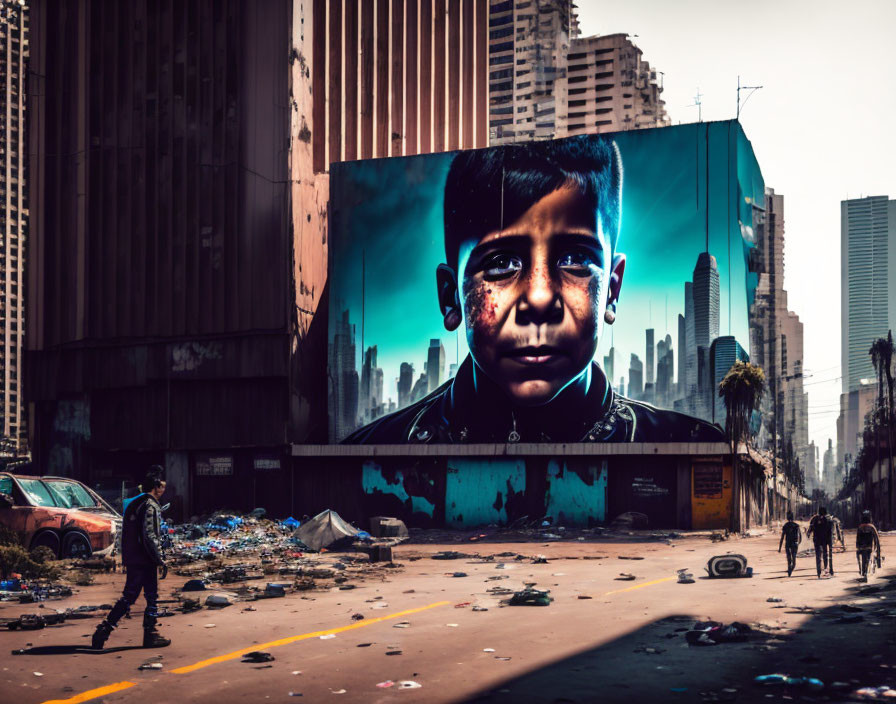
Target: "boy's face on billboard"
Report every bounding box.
[456,185,623,406]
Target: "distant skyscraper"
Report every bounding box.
[645,329,655,386]
[677,313,686,398]
[822,439,835,495]
[427,339,446,393]
[628,354,643,400]
[411,373,429,403]
[709,336,749,426]
[448,363,458,379]
[618,377,625,397]
[841,196,896,393]
[604,347,616,387]
[329,310,360,441]
[693,252,720,349]
[361,346,381,422]
[1,1,28,451]
[564,33,668,136]
[684,281,697,399]
[656,334,674,407]
[398,363,415,409]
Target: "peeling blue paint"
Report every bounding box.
[545,460,607,525]
[445,459,526,527]
[361,461,435,517]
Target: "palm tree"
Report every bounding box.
[869,334,895,527]
[719,361,766,531]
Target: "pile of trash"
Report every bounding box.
[162,508,393,566]
[685,620,752,646]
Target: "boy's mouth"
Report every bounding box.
[505,345,563,365]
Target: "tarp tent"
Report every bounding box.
[294,509,359,551]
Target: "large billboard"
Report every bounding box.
[328,121,765,444]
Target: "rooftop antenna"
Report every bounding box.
[687,88,703,123]
[736,75,763,119]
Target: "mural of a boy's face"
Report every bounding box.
[439,184,625,406]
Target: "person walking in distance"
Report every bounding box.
[856,510,882,582]
[807,506,834,578]
[91,467,170,649]
[778,510,802,577]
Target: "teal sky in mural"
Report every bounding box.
[329,121,763,437]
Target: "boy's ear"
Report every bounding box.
[436,264,462,331]
[607,253,626,307]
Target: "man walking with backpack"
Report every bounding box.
[807,506,834,578]
[856,510,882,582]
[778,511,802,577]
[91,466,170,649]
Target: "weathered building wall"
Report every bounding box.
[26,1,296,498]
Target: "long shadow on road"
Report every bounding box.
[460,573,896,704]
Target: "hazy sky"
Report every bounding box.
[577,0,896,458]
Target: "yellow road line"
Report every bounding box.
[171,600,451,674]
[40,681,136,704]
[604,576,675,596]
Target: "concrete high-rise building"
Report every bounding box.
[398,363,415,409]
[564,33,668,136]
[26,1,488,495]
[645,328,655,387]
[628,353,643,400]
[427,339,446,393]
[841,196,896,394]
[749,190,811,474]
[0,1,28,453]
[836,381,877,469]
[709,336,749,427]
[693,252,720,348]
[488,0,576,145]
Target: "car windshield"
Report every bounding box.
[16,479,58,508]
[45,481,99,509]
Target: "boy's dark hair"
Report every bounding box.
[819,506,827,516]
[443,137,622,270]
[861,510,872,522]
[142,465,165,493]
[786,511,794,521]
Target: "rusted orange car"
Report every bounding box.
[0,472,122,559]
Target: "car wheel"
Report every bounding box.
[30,530,61,558]
[61,531,92,560]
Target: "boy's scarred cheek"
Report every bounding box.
[463,280,499,328]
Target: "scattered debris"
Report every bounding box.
[508,586,552,606]
[295,510,359,552]
[242,651,275,663]
[138,662,164,670]
[611,512,649,530]
[677,569,695,584]
[398,681,421,689]
[766,597,783,603]
[754,674,823,690]
[686,621,752,646]
[705,554,751,578]
[616,573,637,581]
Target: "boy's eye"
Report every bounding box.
[483,254,522,279]
[558,251,597,275]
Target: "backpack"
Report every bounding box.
[811,515,832,542]
[856,524,875,550]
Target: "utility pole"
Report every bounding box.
[737,75,763,119]
[688,88,703,123]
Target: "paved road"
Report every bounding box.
[2,527,894,703]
